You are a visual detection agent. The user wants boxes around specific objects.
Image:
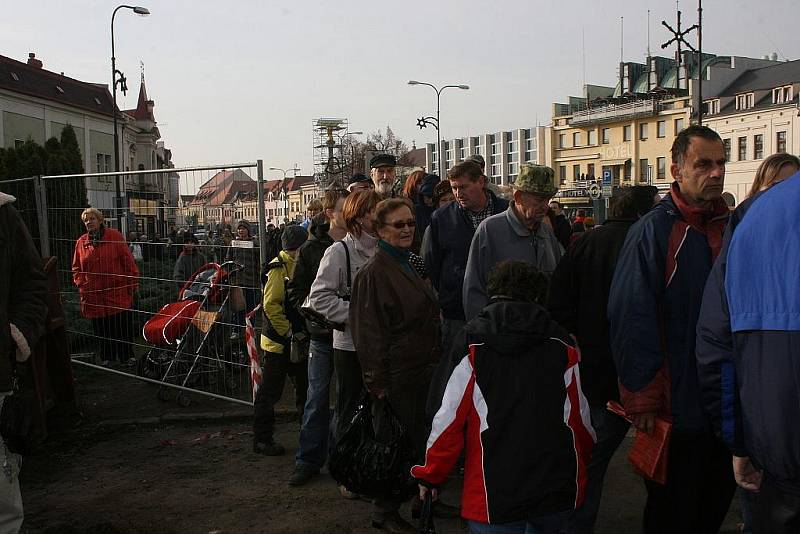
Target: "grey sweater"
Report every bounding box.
[173,251,207,290]
[463,202,563,320]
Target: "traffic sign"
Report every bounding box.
[602,170,613,187]
[588,184,601,199]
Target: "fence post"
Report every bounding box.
[256,160,267,268]
[33,176,51,258]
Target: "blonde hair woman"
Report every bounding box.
[71,208,139,366]
[748,153,800,197]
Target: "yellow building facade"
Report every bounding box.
[548,95,690,211]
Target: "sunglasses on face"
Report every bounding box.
[389,219,416,230]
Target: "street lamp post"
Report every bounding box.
[269,166,300,223]
[111,4,150,230]
[408,81,469,175]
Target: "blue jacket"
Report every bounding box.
[608,192,728,433]
[697,171,800,490]
[423,191,508,321]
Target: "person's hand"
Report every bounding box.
[418,484,438,501]
[733,456,762,492]
[631,412,657,435]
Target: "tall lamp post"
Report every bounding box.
[111,4,150,230]
[408,81,469,175]
[270,166,300,223]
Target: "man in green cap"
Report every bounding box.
[462,164,563,320]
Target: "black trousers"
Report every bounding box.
[91,311,134,363]
[753,475,800,534]
[643,430,737,534]
[333,348,364,440]
[252,346,308,443]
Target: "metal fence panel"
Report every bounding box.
[7,162,272,406]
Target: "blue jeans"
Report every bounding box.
[468,511,570,534]
[567,405,630,534]
[295,338,333,471]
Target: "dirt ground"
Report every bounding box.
[19,366,743,533]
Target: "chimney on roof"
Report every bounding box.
[27,53,42,69]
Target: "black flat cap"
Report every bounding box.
[369,153,397,168]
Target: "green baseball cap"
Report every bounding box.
[513,164,558,196]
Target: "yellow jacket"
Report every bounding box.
[260,250,296,353]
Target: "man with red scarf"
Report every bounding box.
[608,125,735,534]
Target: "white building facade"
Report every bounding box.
[425,126,545,186]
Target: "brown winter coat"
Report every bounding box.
[349,246,441,394]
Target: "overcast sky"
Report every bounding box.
[6,0,800,181]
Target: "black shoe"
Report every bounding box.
[371,511,416,533]
[253,440,285,456]
[288,465,318,486]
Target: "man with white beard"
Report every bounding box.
[369,154,398,198]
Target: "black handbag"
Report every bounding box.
[0,361,36,455]
[329,395,415,499]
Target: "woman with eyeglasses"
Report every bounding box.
[350,197,442,533]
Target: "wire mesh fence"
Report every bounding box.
[2,162,273,406]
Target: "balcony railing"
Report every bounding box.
[570,99,660,126]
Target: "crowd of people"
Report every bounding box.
[8,125,796,533]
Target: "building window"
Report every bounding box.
[639,158,649,182]
[777,131,787,153]
[754,134,764,159]
[773,85,794,104]
[508,162,517,176]
[559,165,567,185]
[14,139,24,149]
[588,130,597,145]
[96,153,112,173]
[491,164,501,177]
[738,136,747,161]
[559,134,566,149]
[639,123,649,140]
[624,160,632,181]
[602,128,610,144]
[657,121,666,138]
[572,132,581,147]
[657,157,666,180]
[705,99,720,115]
[674,118,685,134]
[723,138,732,161]
[573,165,581,182]
[735,93,754,110]
[623,125,632,141]
[587,163,595,179]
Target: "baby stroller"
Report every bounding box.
[141,261,245,406]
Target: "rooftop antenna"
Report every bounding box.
[647,10,651,58]
[661,4,700,120]
[582,27,587,88]
[620,16,624,63]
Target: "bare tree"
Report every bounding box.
[365,126,409,157]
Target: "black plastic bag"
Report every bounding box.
[329,395,415,499]
[0,362,36,455]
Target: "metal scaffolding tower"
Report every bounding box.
[313,118,349,189]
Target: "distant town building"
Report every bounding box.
[0,52,178,234]
[425,127,544,185]
[702,59,800,204]
[546,52,781,212]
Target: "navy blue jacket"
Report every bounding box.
[697,172,800,491]
[608,192,727,433]
[423,191,508,321]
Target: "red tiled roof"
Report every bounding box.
[0,53,114,117]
